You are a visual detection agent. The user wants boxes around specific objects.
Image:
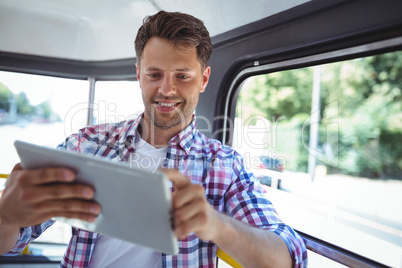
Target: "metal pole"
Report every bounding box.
[87,77,96,126]
[308,65,321,181]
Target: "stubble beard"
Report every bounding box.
[145,99,189,130]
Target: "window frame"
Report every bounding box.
[224,38,402,267]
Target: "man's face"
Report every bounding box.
[136,37,210,132]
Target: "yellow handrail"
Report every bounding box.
[217,248,242,268]
[0,174,8,179]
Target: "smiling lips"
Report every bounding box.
[156,102,177,107]
[155,101,180,112]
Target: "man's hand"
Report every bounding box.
[0,163,101,228]
[162,168,292,267]
[162,169,220,241]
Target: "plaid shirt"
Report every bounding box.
[6,114,308,267]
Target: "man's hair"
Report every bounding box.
[135,11,212,70]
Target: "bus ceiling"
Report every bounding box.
[1,0,401,81]
[0,0,311,79]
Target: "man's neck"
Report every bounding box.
[138,118,191,148]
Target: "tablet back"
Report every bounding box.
[14,140,178,255]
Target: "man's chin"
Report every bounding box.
[146,108,190,130]
[152,118,184,130]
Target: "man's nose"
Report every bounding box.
[159,76,176,96]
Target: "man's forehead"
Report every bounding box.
[139,38,201,71]
[141,37,196,58]
[144,66,194,72]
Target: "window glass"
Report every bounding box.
[233,51,402,267]
[93,81,143,125]
[0,71,90,244]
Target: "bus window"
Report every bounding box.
[92,80,143,125]
[0,71,90,245]
[233,50,402,267]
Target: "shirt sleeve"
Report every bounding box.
[57,132,81,151]
[4,220,55,256]
[225,153,308,268]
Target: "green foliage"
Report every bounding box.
[238,68,313,121]
[263,115,309,172]
[0,82,13,111]
[0,81,58,123]
[37,101,53,120]
[379,130,402,178]
[333,52,402,179]
[16,92,35,115]
[237,50,402,180]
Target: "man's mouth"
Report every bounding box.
[154,101,181,112]
[156,102,178,107]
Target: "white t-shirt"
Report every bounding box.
[89,132,168,268]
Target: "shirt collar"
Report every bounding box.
[117,114,142,159]
[168,115,196,155]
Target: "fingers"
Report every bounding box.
[162,169,190,190]
[24,209,99,226]
[0,194,101,227]
[24,200,101,226]
[28,168,75,185]
[11,163,23,172]
[20,184,95,204]
[9,167,75,188]
[162,168,215,240]
[10,167,94,204]
[173,194,209,239]
[0,165,98,227]
[173,195,218,241]
[175,215,207,239]
[172,183,204,209]
[44,183,94,200]
[35,199,101,217]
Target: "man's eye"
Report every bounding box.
[178,75,189,79]
[148,73,160,78]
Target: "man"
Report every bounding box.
[0,11,307,267]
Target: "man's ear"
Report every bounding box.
[136,63,140,81]
[200,66,211,93]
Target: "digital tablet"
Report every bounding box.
[14,140,179,255]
